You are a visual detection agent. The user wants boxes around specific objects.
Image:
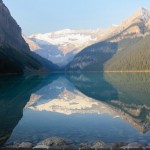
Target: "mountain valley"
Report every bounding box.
[22,8,150,71]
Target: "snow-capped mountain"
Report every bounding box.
[27,29,100,67]
[29,29,99,54]
[24,8,150,67]
[23,35,41,51]
[26,27,119,67]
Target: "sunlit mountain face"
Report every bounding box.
[4,73,150,146]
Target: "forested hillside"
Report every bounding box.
[105,35,150,71]
[66,41,118,71]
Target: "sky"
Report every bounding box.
[4,0,150,35]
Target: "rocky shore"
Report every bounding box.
[3,137,150,149]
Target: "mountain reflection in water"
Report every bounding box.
[0,73,149,146]
[68,73,150,133]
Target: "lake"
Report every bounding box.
[0,73,150,147]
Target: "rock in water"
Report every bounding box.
[79,143,91,149]
[121,142,141,149]
[33,145,50,149]
[18,142,32,148]
[91,141,106,149]
[37,137,67,147]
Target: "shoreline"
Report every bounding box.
[66,70,150,74]
[104,70,150,73]
[1,70,150,76]
[4,137,150,149]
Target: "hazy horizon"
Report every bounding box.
[4,0,150,35]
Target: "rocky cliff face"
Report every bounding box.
[108,8,150,43]
[0,0,59,74]
[0,0,29,51]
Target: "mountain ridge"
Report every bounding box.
[0,0,59,74]
[66,7,150,72]
[25,7,150,68]
[26,26,120,67]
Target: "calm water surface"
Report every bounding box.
[0,73,150,146]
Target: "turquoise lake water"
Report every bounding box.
[0,73,150,146]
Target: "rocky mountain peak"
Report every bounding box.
[0,0,30,51]
[108,7,150,42]
[119,7,150,28]
[133,7,150,21]
[139,7,147,12]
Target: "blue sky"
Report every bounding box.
[4,0,150,35]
